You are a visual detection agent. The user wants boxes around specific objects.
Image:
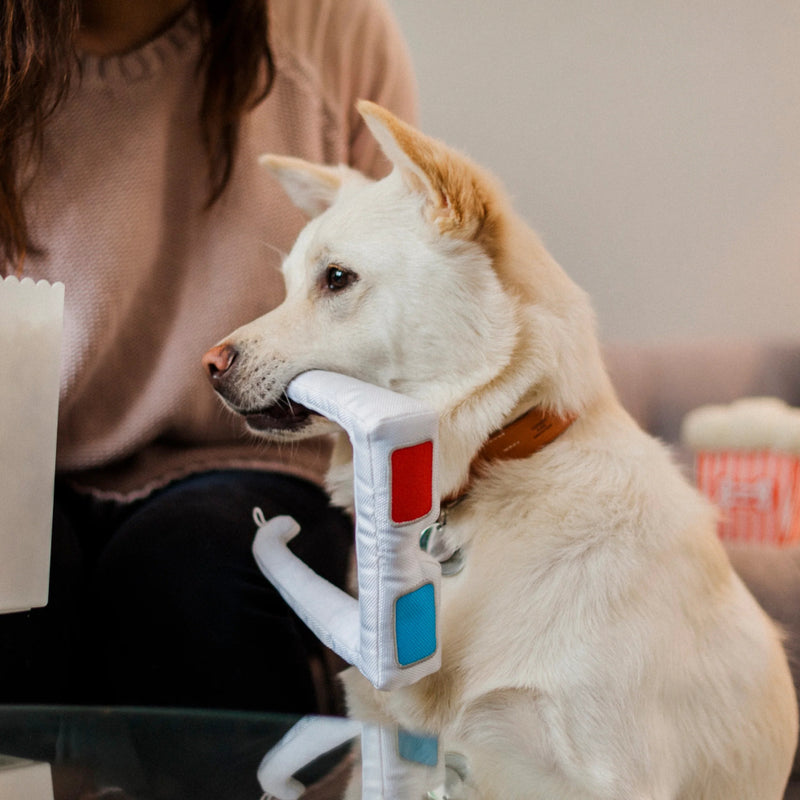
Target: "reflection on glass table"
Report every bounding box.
[257,715,467,800]
[0,706,488,799]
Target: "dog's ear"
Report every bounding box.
[357,100,499,250]
[259,155,365,218]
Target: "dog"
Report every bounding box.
[203,101,798,798]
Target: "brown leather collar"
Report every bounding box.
[478,404,576,462]
[443,405,576,506]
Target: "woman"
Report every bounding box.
[0,0,417,712]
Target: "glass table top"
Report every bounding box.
[4,705,797,799]
[0,705,468,800]
[0,705,302,800]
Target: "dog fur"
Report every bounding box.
[205,101,798,798]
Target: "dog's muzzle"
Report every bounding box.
[201,342,313,432]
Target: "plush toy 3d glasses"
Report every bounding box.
[252,370,442,691]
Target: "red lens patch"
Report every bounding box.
[390,441,434,523]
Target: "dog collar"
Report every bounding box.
[476,404,577,465]
[450,404,577,504]
[421,405,576,575]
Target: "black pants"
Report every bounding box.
[0,470,352,713]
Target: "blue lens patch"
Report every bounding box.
[397,728,439,767]
[395,582,436,666]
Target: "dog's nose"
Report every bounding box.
[202,342,238,385]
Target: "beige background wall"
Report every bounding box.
[388,0,800,342]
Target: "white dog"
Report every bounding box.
[203,102,797,798]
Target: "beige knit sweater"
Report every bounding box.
[24,0,417,500]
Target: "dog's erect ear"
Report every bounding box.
[259,155,365,219]
[357,100,499,250]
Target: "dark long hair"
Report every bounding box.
[0,0,274,273]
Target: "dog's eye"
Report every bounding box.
[325,264,356,292]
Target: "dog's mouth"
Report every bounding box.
[243,397,314,432]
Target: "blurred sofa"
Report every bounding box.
[604,339,800,794]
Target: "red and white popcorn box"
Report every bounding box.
[681,398,800,546]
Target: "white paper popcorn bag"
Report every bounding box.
[0,756,54,800]
[681,397,800,546]
[0,276,64,612]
